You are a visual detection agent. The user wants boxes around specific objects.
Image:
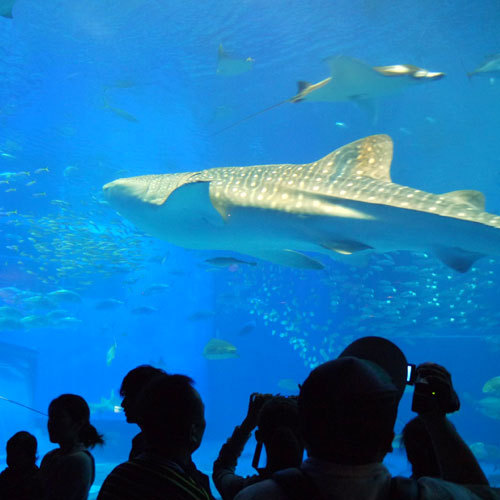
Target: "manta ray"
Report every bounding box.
[291,56,444,106]
[468,54,500,78]
[216,44,254,76]
[103,135,500,272]
[214,56,444,134]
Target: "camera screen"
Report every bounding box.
[406,363,416,385]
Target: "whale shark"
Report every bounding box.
[103,135,500,272]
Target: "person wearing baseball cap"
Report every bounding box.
[235,336,496,500]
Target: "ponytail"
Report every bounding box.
[80,422,104,448]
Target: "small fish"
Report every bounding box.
[54,316,82,326]
[483,376,500,396]
[95,299,124,310]
[477,396,500,420]
[34,167,50,174]
[141,283,170,296]
[131,305,158,315]
[203,338,238,360]
[106,340,117,366]
[147,254,170,265]
[47,289,82,302]
[103,93,138,122]
[46,309,69,320]
[124,277,140,285]
[21,315,51,328]
[32,192,46,197]
[63,166,79,177]
[104,80,138,89]
[107,105,139,123]
[0,306,23,319]
[238,319,256,336]
[50,199,71,207]
[22,295,57,309]
[469,442,500,462]
[204,257,257,268]
[0,171,27,179]
[0,318,24,330]
[26,180,36,186]
[0,152,16,159]
[5,188,16,193]
[187,310,215,321]
[277,378,299,393]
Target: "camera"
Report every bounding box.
[250,393,298,471]
[406,363,460,415]
[411,377,439,414]
[406,364,437,414]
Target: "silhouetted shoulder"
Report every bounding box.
[234,479,286,500]
[98,457,212,500]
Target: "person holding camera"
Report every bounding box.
[408,362,488,486]
[234,336,498,500]
[213,392,303,500]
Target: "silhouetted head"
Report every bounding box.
[120,365,167,424]
[299,336,407,465]
[138,373,205,455]
[255,396,303,472]
[6,431,37,470]
[48,394,104,449]
[402,416,440,478]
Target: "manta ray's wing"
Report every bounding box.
[320,56,385,121]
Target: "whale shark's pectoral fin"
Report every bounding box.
[245,249,324,269]
[433,246,484,273]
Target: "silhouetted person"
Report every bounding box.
[119,364,166,459]
[213,393,303,500]
[40,394,104,500]
[402,416,440,479]
[98,373,215,499]
[0,431,42,499]
[234,336,495,500]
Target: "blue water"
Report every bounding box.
[1,0,500,495]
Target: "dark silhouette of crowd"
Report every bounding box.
[1,336,499,499]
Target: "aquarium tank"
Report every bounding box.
[0,0,499,497]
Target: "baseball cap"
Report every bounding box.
[338,336,408,401]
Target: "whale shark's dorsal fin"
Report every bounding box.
[441,190,485,210]
[317,134,393,181]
